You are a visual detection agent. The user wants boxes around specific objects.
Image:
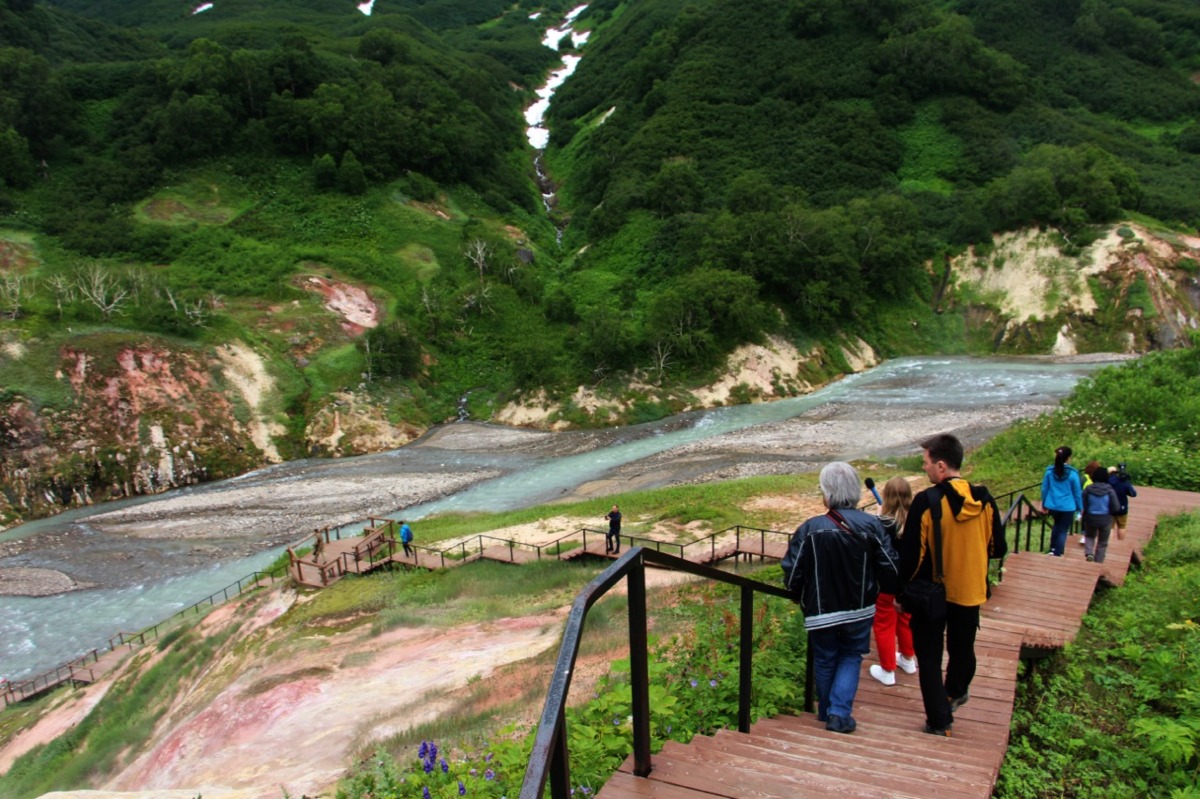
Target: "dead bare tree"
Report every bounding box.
[75,263,130,321]
[650,340,674,382]
[464,238,491,283]
[0,274,25,320]
[45,273,75,320]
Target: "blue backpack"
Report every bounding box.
[1085,489,1116,517]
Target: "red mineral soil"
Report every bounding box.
[299,275,380,335]
[1,589,567,798]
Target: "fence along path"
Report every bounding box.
[596,486,1200,799]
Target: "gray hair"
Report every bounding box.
[819,462,861,509]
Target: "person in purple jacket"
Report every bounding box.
[1082,466,1121,563]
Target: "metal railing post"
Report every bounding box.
[738,584,753,733]
[548,706,571,799]
[627,556,652,777]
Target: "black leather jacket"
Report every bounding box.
[781,508,899,631]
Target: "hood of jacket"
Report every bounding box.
[943,477,984,521]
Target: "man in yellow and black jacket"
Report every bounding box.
[898,433,1006,736]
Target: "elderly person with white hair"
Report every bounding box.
[781,461,899,734]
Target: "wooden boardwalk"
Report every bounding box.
[597,487,1200,798]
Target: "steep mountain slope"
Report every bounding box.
[2,0,1199,526]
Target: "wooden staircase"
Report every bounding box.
[594,487,1200,798]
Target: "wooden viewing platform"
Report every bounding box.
[594,486,1200,798]
[288,523,794,587]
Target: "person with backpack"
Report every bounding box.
[1107,463,1138,542]
[1082,466,1121,563]
[898,434,1006,736]
[1040,446,1083,557]
[399,520,414,557]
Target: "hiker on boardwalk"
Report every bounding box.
[1108,463,1138,541]
[870,476,918,687]
[1078,459,1101,545]
[399,521,414,557]
[1082,466,1121,563]
[899,434,1006,736]
[312,531,326,564]
[605,505,622,554]
[1040,446,1082,557]
[782,462,898,734]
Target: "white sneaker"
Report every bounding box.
[869,665,896,686]
[897,653,918,674]
[1079,535,1086,545]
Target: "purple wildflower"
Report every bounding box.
[485,752,493,763]
[485,768,496,781]
[418,740,429,759]
[709,679,717,688]
[458,781,467,796]
[423,788,432,799]
[423,758,434,774]
[689,679,698,688]
[469,768,478,776]
[441,758,449,773]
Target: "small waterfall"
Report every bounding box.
[525,5,591,242]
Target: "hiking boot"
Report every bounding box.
[948,692,969,713]
[826,714,856,734]
[897,653,918,674]
[923,721,953,736]
[869,665,896,686]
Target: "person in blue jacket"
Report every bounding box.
[1040,446,1082,557]
[399,521,414,557]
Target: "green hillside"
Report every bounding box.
[1,0,1199,520]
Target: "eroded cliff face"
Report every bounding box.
[0,339,268,525]
[949,224,1200,353]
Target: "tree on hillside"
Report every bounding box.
[75,263,129,321]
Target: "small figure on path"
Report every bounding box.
[899,434,1006,736]
[782,462,898,734]
[399,521,414,557]
[605,505,622,554]
[870,476,918,686]
[1040,445,1082,557]
[312,531,326,564]
[1108,463,1138,542]
[1082,466,1121,563]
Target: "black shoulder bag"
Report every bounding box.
[901,485,948,621]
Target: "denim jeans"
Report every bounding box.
[809,617,873,722]
[1048,510,1075,556]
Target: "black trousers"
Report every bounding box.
[910,602,980,729]
[606,531,620,552]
